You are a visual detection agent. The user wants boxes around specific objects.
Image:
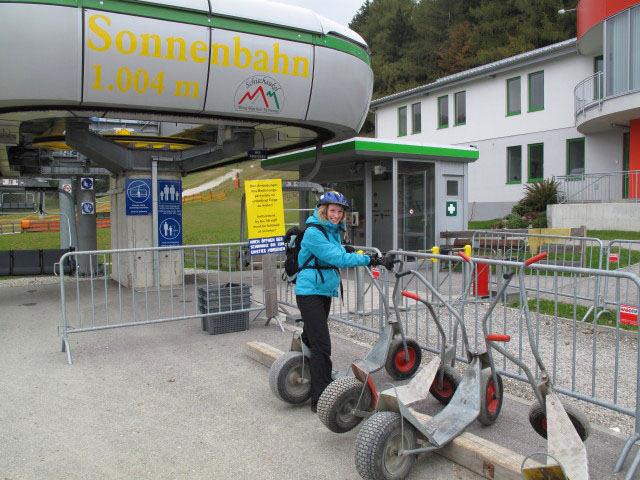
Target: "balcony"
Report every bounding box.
[574,72,640,133]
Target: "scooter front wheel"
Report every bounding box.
[385,338,422,381]
[528,401,591,442]
[478,369,504,426]
[355,411,417,480]
[318,376,373,433]
[268,351,311,404]
[430,366,462,405]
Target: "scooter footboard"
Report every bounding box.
[546,391,589,480]
[376,357,441,412]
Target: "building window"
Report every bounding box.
[506,77,521,116]
[437,95,448,128]
[454,91,466,125]
[528,71,544,112]
[594,55,604,100]
[528,143,544,182]
[567,138,585,176]
[446,180,459,196]
[398,106,407,136]
[507,146,522,183]
[411,102,421,134]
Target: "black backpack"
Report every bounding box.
[282,224,337,284]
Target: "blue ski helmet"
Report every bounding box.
[317,191,350,209]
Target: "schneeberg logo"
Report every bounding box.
[235,76,284,114]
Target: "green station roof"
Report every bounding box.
[261,137,479,171]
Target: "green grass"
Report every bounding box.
[587,230,640,241]
[0,158,298,252]
[468,218,501,229]
[508,298,637,332]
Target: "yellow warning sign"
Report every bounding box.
[245,179,286,255]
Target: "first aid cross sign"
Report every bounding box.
[446,201,457,216]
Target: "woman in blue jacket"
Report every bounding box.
[296,191,396,412]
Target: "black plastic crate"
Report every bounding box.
[198,293,252,310]
[201,311,250,335]
[197,283,251,301]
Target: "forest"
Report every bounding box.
[349,0,578,99]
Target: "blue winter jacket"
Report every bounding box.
[295,208,371,297]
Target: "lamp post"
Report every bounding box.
[558,8,577,14]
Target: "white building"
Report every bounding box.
[371,0,640,228]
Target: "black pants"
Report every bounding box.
[296,294,332,404]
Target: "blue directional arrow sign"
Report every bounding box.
[81,202,95,215]
[80,177,94,190]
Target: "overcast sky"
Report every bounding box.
[273,0,366,26]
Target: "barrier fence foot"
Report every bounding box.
[265,315,285,332]
[62,338,73,365]
[614,432,640,476]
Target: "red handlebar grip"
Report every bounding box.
[525,252,548,266]
[457,252,472,263]
[401,291,421,301]
[487,334,511,342]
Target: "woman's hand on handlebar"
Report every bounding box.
[368,253,398,271]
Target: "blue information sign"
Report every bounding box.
[158,180,182,246]
[125,179,152,215]
[249,236,285,255]
[80,177,94,190]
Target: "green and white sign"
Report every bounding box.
[446,201,457,216]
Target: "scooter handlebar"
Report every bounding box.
[487,334,511,342]
[401,290,421,301]
[395,270,414,278]
[457,252,472,263]
[525,252,548,266]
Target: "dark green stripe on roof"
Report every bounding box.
[261,140,479,167]
[0,0,370,64]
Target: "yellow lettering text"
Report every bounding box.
[271,43,288,75]
[233,36,251,69]
[253,50,269,72]
[190,41,207,63]
[115,30,137,55]
[87,14,111,52]
[174,81,199,98]
[140,33,162,58]
[210,44,230,66]
[165,37,187,61]
[292,56,309,77]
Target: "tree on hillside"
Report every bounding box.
[349,0,577,102]
[468,0,576,65]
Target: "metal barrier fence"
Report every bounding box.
[274,246,639,478]
[58,243,264,364]
[555,170,640,204]
[276,246,387,333]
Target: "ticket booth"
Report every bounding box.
[261,138,478,252]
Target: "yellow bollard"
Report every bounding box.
[464,245,472,258]
[430,246,439,262]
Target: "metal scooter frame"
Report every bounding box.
[483,259,590,480]
[373,252,518,456]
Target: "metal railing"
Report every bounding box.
[58,243,264,364]
[276,245,387,333]
[555,170,640,204]
[574,71,604,118]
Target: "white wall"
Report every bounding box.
[374,52,627,218]
[549,203,640,231]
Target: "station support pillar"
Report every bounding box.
[109,171,183,289]
[75,176,99,276]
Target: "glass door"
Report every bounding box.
[397,161,435,252]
